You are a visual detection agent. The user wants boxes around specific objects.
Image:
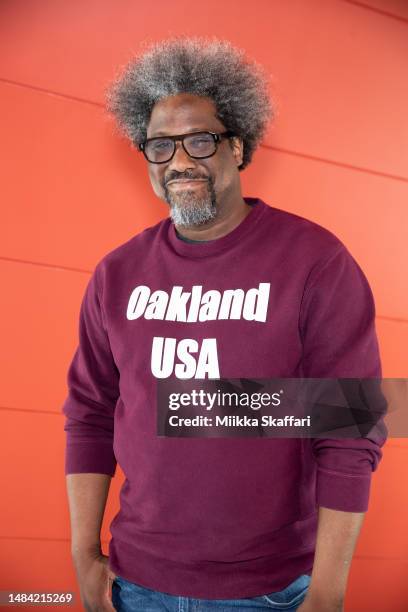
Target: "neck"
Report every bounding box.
[174,195,251,242]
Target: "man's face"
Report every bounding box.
[145,93,243,228]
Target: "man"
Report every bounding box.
[63,37,386,611]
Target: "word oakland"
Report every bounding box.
[127,283,271,323]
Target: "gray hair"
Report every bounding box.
[105,36,275,170]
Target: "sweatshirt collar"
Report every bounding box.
[167,197,267,258]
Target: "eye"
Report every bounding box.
[151,139,173,151]
[189,134,213,147]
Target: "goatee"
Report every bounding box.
[164,179,217,228]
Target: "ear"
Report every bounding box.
[229,136,244,168]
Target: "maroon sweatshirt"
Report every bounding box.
[62,197,385,599]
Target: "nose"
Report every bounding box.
[167,140,197,172]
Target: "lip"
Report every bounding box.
[166,179,208,187]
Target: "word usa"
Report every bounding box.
[151,337,219,379]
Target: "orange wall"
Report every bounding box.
[1,1,407,610]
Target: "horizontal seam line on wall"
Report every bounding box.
[342,0,408,24]
[0,536,72,543]
[0,77,102,108]
[1,78,407,183]
[0,406,65,415]
[261,144,408,183]
[384,444,408,450]
[0,536,407,561]
[0,535,111,547]
[2,406,408,436]
[0,255,91,274]
[354,554,408,562]
[0,257,407,324]
[376,315,408,324]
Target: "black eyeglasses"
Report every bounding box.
[138,130,234,164]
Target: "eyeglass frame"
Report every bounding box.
[138,130,236,164]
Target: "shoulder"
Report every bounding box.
[93,216,169,280]
[258,198,347,261]
[104,216,168,261]
[261,199,343,247]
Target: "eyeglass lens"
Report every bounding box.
[145,133,216,163]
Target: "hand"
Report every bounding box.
[72,550,117,611]
[297,593,344,612]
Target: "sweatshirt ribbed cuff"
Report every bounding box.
[65,441,117,476]
[316,467,372,512]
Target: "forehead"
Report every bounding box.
[146,93,226,138]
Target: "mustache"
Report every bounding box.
[165,171,210,185]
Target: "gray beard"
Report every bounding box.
[164,180,217,228]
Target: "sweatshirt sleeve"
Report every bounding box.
[62,264,120,476]
[299,243,387,512]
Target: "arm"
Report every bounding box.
[298,244,387,607]
[300,245,386,513]
[66,473,111,557]
[62,264,119,478]
[62,266,120,610]
[299,507,364,611]
[66,473,117,611]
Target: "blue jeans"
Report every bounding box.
[111,573,311,611]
